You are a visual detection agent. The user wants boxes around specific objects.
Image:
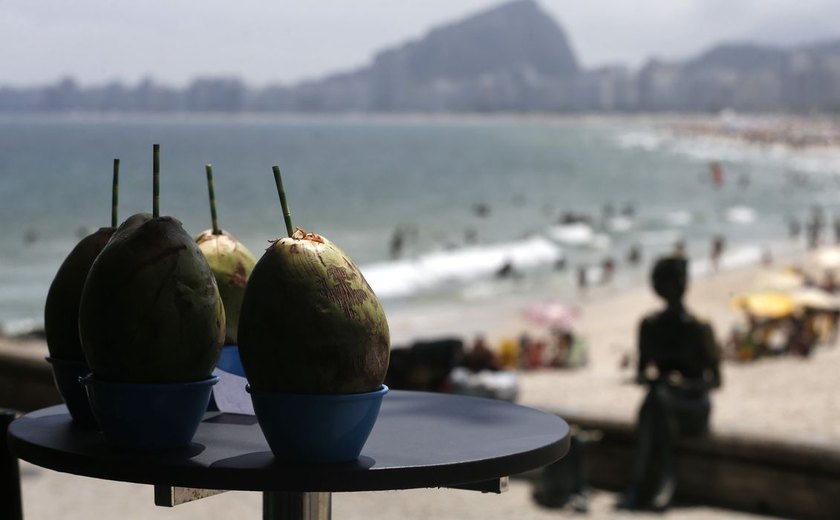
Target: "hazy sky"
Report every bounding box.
[4,0,840,87]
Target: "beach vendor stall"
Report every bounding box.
[729,286,840,359]
[729,292,795,359]
[789,287,840,346]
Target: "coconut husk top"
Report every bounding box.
[238,228,390,394]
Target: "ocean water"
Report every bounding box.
[0,113,837,335]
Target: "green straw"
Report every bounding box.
[272,166,294,237]
[152,144,160,218]
[205,164,221,235]
[111,158,119,228]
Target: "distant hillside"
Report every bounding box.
[4,0,840,113]
[683,44,787,73]
[639,39,840,111]
[276,0,580,111]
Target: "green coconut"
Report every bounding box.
[79,213,225,383]
[196,229,256,344]
[238,227,390,394]
[44,227,115,360]
[45,158,121,361]
[194,164,257,345]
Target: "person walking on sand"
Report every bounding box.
[618,255,721,511]
[833,216,840,245]
[601,257,615,284]
[627,244,642,265]
[807,206,825,249]
[710,234,725,271]
[788,216,801,240]
[577,265,588,292]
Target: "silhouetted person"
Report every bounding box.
[761,247,773,267]
[833,217,840,245]
[473,203,490,218]
[619,256,721,511]
[788,216,801,240]
[464,227,477,244]
[807,206,825,249]
[602,203,615,222]
[710,234,725,271]
[627,244,642,265]
[823,271,838,294]
[496,260,519,279]
[709,161,724,188]
[576,265,588,292]
[464,335,498,372]
[389,226,405,259]
[23,229,38,245]
[601,257,615,284]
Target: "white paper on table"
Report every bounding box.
[212,369,255,415]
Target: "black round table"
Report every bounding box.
[8,390,569,519]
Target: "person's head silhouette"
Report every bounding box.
[651,255,688,308]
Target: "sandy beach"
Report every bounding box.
[389,246,840,443]
[16,463,768,520]
[6,245,838,519]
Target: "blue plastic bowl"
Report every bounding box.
[45,357,97,428]
[216,345,245,376]
[249,385,388,463]
[80,374,218,451]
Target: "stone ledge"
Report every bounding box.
[0,341,61,412]
[545,406,840,519]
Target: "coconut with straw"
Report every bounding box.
[237,166,390,394]
[195,164,257,345]
[45,159,122,361]
[79,145,225,383]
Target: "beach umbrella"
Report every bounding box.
[731,292,795,319]
[789,287,840,311]
[814,248,840,269]
[523,301,579,329]
[755,268,805,291]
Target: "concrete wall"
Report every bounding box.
[554,408,840,519]
[0,342,61,412]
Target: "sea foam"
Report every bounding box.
[360,236,563,300]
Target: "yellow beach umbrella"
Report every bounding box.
[789,287,840,311]
[731,292,795,319]
[815,248,840,268]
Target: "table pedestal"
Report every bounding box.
[264,491,331,520]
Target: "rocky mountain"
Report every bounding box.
[271,0,580,111]
[378,0,578,81]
